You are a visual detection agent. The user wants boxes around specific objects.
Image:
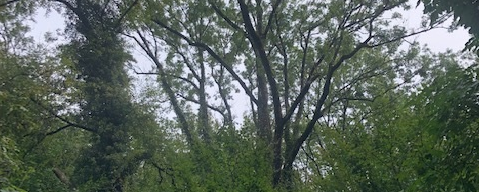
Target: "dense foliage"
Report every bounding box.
[0,0,477,191]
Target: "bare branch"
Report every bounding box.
[46,124,72,136]
[133,68,201,91]
[176,93,227,120]
[170,45,201,82]
[171,74,200,91]
[134,72,157,75]
[301,145,322,177]
[212,66,234,127]
[30,98,97,133]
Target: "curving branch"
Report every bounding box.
[152,19,259,105]
[212,65,234,127]
[176,93,227,120]
[208,0,243,32]
[30,98,97,134]
[150,161,176,186]
[133,28,195,146]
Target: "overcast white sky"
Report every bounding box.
[25,1,471,124]
[28,1,470,52]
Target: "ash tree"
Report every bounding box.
[126,0,447,189]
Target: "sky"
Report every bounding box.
[27,1,471,53]
[25,0,472,124]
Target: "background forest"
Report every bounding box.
[0,0,478,191]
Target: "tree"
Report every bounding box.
[410,55,478,191]
[309,50,478,191]
[39,0,160,191]
[0,2,71,190]
[127,0,444,189]
[1,0,470,191]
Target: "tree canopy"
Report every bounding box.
[0,0,477,191]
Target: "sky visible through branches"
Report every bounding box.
[26,0,469,125]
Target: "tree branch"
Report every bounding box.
[170,45,201,82]
[30,98,98,134]
[114,0,139,30]
[152,18,259,105]
[150,161,176,186]
[176,93,227,120]
[237,0,281,120]
[208,0,243,32]
[262,0,282,37]
[238,0,284,185]
[134,28,195,146]
[284,35,372,170]
[133,69,200,91]
[46,124,72,136]
[212,65,234,127]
